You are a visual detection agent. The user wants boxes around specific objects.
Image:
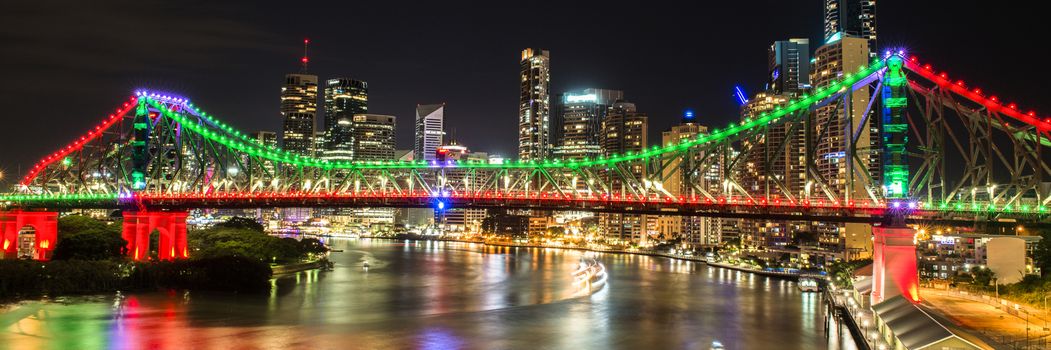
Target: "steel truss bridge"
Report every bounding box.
[3,52,1051,261]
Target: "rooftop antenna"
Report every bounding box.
[301,38,310,72]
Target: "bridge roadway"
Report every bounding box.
[4,191,1048,228]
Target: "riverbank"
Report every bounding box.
[0,256,329,305]
[272,258,330,275]
[364,236,813,280]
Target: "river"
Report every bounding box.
[1,238,859,349]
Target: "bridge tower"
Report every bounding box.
[122,99,189,261]
[871,54,920,303]
[0,211,58,261]
[122,211,188,261]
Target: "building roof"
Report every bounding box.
[853,263,873,277]
[853,276,872,295]
[872,296,980,350]
[416,103,444,117]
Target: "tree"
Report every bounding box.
[214,217,265,233]
[971,266,995,287]
[188,225,327,264]
[57,215,111,234]
[1034,231,1051,277]
[52,216,126,260]
[546,226,565,238]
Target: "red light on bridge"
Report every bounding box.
[909,56,918,62]
[923,64,932,70]
[1008,103,1017,110]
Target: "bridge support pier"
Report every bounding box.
[0,211,58,261]
[122,211,188,261]
[871,226,920,304]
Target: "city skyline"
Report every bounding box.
[0,1,1045,187]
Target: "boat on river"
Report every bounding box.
[798,277,820,292]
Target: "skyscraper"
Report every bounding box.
[555,88,623,160]
[738,92,807,249]
[323,78,368,161]
[823,0,877,53]
[351,114,396,161]
[345,114,397,232]
[602,101,647,161]
[280,73,319,156]
[414,103,445,162]
[768,39,811,95]
[600,101,648,243]
[661,112,722,248]
[518,48,551,161]
[812,35,878,260]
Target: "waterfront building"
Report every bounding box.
[599,101,648,244]
[660,112,722,248]
[812,36,879,260]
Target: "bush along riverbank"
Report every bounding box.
[1,216,328,303]
[0,256,272,301]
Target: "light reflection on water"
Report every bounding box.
[1,238,858,350]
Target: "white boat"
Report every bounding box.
[798,277,820,292]
[711,340,725,350]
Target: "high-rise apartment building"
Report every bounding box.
[738,92,809,249]
[518,48,551,161]
[768,39,811,95]
[661,112,722,248]
[414,103,445,162]
[812,35,878,260]
[351,114,396,161]
[602,101,647,162]
[600,101,648,243]
[323,78,368,161]
[823,0,877,53]
[555,88,623,160]
[280,73,319,156]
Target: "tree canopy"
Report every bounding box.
[52,215,127,260]
[188,217,327,264]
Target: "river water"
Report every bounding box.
[1,239,859,349]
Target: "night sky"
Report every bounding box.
[0,0,1046,187]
